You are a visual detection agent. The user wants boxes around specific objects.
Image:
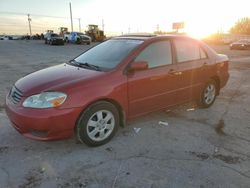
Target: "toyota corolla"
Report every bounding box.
[5,35,229,146]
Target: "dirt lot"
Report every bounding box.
[0,40,250,188]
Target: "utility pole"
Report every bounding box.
[69,2,73,32]
[102,19,104,32]
[78,18,81,32]
[27,14,32,36]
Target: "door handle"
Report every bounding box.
[169,69,182,75]
[203,62,208,66]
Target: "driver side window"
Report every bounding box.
[135,41,172,68]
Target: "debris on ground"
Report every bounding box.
[41,167,46,173]
[214,154,241,164]
[133,127,141,134]
[105,147,113,152]
[214,147,219,153]
[215,119,226,135]
[188,151,210,160]
[186,108,195,111]
[158,121,169,126]
[188,151,242,164]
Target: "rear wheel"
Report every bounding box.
[76,101,119,146]
[76,38,81,44]
[200,80,218,108]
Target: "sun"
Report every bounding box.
[186,23,214,39]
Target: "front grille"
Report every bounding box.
[9,86,23,104]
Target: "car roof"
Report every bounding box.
[114,34,194,41]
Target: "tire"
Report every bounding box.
[200,80,218,108]
[76,38,81,44]
[76,101,120,147]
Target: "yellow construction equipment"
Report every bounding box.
[86,25,105,42]
[59,27,68,37]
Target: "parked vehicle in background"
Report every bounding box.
[12,36,21,40]
[45,33,64,45]
[5,35,229,146]
[0,36,12,40]
[230,39,250,50]
[63,32,71,43]
[86,24,106,42]
[68,32,91,44]
[44,30,54,41]
[58,27,70,43]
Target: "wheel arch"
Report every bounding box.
[210,75,220,95]
[74,98,126,134]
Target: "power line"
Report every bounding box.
[0,11,79,20]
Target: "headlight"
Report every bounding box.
[23,92,67,108]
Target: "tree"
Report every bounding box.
[230,17,250,35]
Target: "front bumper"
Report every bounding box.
[5,97,83,141]
[51,40,64,45]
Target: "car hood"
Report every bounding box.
[15,64,104,96]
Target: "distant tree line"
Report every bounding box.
[230,17,250,35]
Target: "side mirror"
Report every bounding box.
[129,61,148,72]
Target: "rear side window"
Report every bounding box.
[135,41,172,68]
[174,39,207,63]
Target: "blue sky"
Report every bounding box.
[0,0,250,37]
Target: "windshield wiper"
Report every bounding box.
[68,60,101,71]
[79,62,101,71]
[68,59,81,66]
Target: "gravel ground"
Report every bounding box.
[0,40,250,188]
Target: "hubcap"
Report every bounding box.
[86,110,115,141]
[204,84,216,105]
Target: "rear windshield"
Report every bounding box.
[74,39,144,69]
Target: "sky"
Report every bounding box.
[0,0,250,38]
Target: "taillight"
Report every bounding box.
[218,61,228,70]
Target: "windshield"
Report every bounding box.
[74,39,144,70]
[51,34,59,37]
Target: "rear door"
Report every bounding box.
[127,40,180,117]
[173,39,210,102]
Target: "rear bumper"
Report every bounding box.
[5,97,83,141]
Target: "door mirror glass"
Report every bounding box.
[129,61,148,72]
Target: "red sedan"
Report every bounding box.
[5,35,229,146]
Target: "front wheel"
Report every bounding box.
[200,80,218,108]
[76,101,119,146]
